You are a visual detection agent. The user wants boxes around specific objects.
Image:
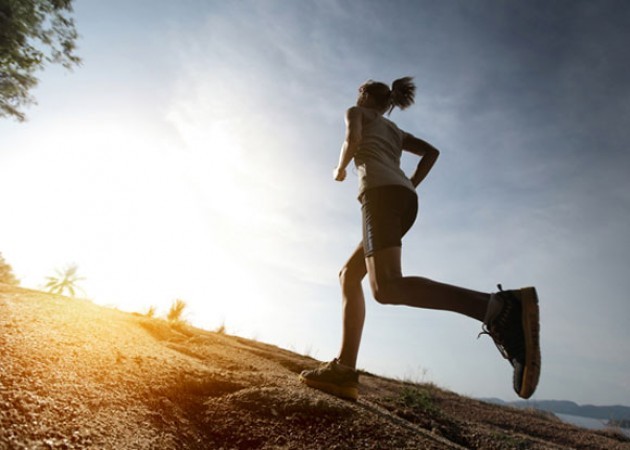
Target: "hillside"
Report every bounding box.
[1,284,629,449]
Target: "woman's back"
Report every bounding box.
[354,112,414,197]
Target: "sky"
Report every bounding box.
[1,0,629,406]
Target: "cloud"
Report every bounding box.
[4,0,629,404]
[137,0,630,402]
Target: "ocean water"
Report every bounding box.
[556,413,630,438]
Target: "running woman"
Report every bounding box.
[300,77,541,401]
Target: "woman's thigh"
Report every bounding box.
[366,246,403,295]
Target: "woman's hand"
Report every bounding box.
[333,166,347,182]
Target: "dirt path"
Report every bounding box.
[1,284,628,449]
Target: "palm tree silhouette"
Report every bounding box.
[44,264,85,297]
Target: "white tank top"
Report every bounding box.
[353,115,415,198]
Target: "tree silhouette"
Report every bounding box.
[0,252,19,285]
[44,263,85,297]
[0,0,81,121]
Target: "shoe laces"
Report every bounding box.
[313,359,348,374]
[478,285,524,363]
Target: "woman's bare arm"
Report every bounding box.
[334,107,363,181]
[402,132,440,187]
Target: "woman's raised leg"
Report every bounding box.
[365,246,490,321]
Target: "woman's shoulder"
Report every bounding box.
[346,105,371,115]
[346,106,380,123]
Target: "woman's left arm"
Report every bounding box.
[402,132,440,187]
[334,107,363,182]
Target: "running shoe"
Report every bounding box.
[481,285,541,399]
[299,359,359,401]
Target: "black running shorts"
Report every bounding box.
[360,185,418,257]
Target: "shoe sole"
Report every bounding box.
[518,287,541,399]
[299,374,359,401]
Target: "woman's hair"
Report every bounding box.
[359,77,416,114]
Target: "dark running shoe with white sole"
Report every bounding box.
[480,285,541,399]
[299,359,359,401]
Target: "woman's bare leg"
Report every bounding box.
[336,243,368,369]
[336,244,490,370]
[366,247,489,321]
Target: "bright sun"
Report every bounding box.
[5,99,282,335]
[1,66,307,344]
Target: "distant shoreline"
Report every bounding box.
[480,398,630,422]
[556,413,630,438]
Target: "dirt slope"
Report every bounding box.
[1,284,628,449]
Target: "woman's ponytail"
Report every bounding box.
[388,77,415,114]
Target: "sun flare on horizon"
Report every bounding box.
[3,81,298,340]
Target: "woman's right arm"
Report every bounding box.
[334,107,363,182]
[402,133,440,187]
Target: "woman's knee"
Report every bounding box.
[339,265,361,287]
[369,278,399,305]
